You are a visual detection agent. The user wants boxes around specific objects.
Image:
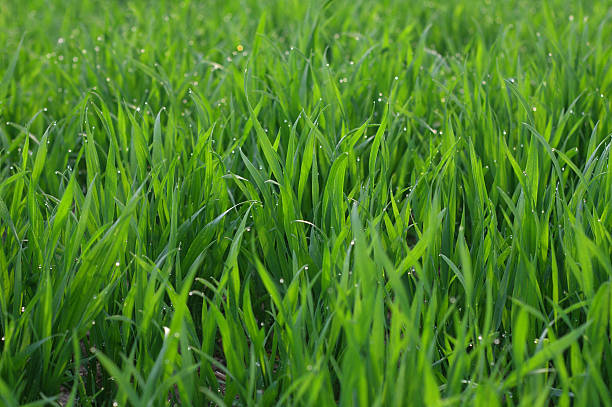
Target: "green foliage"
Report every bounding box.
[1,0,611,405]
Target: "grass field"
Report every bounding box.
[1,0,612,405]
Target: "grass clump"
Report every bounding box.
[1,0,611,405]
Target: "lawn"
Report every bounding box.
[1,0,611,405]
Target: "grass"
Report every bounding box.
[1,0,611,405]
